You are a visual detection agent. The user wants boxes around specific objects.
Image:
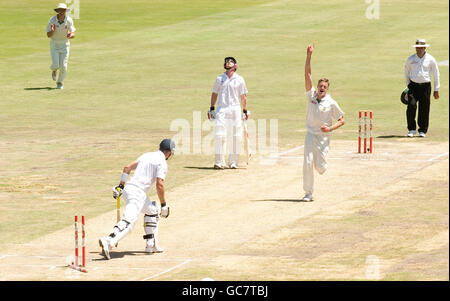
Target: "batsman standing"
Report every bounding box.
[208,57,249,169]
[301,44,345,202]
[46,3,76,89]
[99,139,175,260]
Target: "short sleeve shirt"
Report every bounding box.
[46,15,76,43]
[126,151,168,193]
[305,87,344,136]
[212,72,248,108]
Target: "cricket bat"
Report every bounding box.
[116,195,121,223]
[115,195,120,247]
[243,119,251,165]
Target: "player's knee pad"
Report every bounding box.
[143,214,159,235]
[214,135,226,156]
[230,135,242,155]
[111,219,132,235]
[109,219,132,244]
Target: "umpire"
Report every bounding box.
[404,39,440,138]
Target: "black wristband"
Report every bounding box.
[118,183,124,189]
[243,109,247,114]
[210,106,215,111]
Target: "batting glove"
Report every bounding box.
[243,110,250,120]
[160,204,170,218]
[208,107,216,121]
[112,184,124,199]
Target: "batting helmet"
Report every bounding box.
[159,139,176,154]
[400,88,409,105]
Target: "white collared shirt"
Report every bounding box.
[305,88,344,136]
[126,151,168,193]
[212,72,248,108]
[46,15,76,44]
[404,53,440,91]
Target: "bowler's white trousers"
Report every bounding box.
[303,132,330,194]
[50,40,70,83]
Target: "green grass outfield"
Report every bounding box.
[0,0,448,248]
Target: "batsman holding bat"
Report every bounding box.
[301,44,345,202]
[99,139,175,260]
[208,57,249,169]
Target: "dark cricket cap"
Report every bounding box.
[224,57,237,64]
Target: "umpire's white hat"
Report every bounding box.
[412,39,430,48]
[54,3,70,12]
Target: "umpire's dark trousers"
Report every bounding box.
[407,81,431,134]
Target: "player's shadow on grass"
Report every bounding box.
[24,87,56,90]
[184,166,247,170]
[184,166,218,170]
[91,250,150,261]
[251,199,313,203]
[376,135,410,138]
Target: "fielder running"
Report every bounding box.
[99,139,175,260]
[46,3,76,89]
[301,44,345,202]
[208,57,249,169]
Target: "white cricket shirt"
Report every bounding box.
[46,15,76,44]
[404,53,440,91]
[305,88,344,136]
[126,151,168,193]
[212,72,248,109]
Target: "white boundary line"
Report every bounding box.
[140,259,192,281]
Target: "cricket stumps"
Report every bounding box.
[68,215,87,273]
[358,110,373,153]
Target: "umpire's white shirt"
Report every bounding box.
[404,53,440,91]
[126,151,167,194]
[46,15,76,45]
[212,72,248,109]
[305,88,344,136]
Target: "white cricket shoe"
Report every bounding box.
[418,132,426,137]
[229,163,237,169]
[301,193,313,202]
[52,70,57,81]
[145,240,164,254]
[407,130,416,137]
[56,82,64,89]
[214,163,225,170]
[99,237,111,260]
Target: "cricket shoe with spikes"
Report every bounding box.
[145,239,164,254]
[214,163,225,170]
[300,193,313,202]
[99,237,112,260]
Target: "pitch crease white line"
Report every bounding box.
[427,152,449,162]
[140,259,192,281]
